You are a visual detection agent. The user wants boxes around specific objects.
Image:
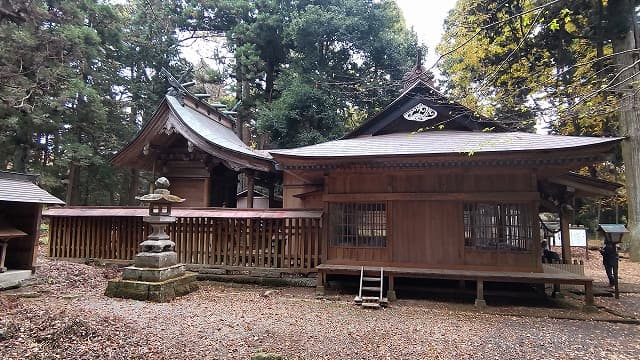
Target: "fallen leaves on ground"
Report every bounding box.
[0,247,638,359]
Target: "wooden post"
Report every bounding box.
[614,263,620,299]
[387,274,396,301]
[560,205,572,264]
[316,270,325,296]
[246,170,254,209]
[475,279,487,308]
[267,176,275,208]
[0,239,8,272]
[583,281,596,312]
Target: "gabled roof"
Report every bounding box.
[165,96,270,161]
[271,131,621,159]
[344,80,503,139]
[112,93,275,173]
[0,171,65,205]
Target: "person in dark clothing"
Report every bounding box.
[600,241,619,287]
[541,240,561,263]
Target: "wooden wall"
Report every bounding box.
[169,177,210,207]
[285,168,542,272]
[282,169,324,209]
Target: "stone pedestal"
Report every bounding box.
[105,206,197,302]
[106,250,198,302]
[105,273,198,302]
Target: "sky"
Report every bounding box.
[395,0,458,71]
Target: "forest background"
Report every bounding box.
[1,0,639,259]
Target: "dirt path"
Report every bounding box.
[1,249,639,359]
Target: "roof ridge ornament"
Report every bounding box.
[403,103,438,122]
[402,49,435,89]
[160,66,197,106]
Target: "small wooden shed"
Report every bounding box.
[0,171,64,283]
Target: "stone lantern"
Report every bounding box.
[598,223,628,299]
[106,177,198,302]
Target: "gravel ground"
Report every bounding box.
[1,246,639,360]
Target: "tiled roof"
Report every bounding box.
[270,131,622,158]
[0,172,65,205]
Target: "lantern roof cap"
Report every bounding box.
[598,224,629,234]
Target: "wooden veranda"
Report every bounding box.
[316,263,595,308]
[45,207,323,274]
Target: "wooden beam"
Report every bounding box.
[323,192,540,203]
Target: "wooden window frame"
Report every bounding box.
[329,202,387,248]
[464,202,533,252]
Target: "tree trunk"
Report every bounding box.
[12,122,30,173]
[12,143,28,173]
[612,8,640,261]
[265,61,275,102]
[65,164,79,206]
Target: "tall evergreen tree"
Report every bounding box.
[182,0,422,148]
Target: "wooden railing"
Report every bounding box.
[45,207,323,273]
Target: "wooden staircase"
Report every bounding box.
[354,267,388,309]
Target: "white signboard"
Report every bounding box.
[552,227,587,247]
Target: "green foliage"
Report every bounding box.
[437,0,625,136]
[0,0,421,202]
[437,0,637,229]
[185,0,421,148]
[0,0,187,204]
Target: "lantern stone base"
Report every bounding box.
[105,273,198,302]
[122,264,185,282]
[133,251,178,268]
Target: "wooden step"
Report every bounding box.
[361,296,380,302]
[362,277,380,282]
[362,286,381,291]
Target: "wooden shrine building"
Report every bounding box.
[111,70,277,208]
[44,61,623,308]
[270,60,622,307]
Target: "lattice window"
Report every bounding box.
[329,203,387,247]
[464,203,532,251]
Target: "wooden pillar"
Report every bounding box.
[560,205,573,264]
[475,279,487,308]
[246,170,255,209]
[583,281,596,312]
[0,239,8,272]
[321,175,329,263]
[267,179,275,208]
[316,270,326,296]
[387,274,396,301]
